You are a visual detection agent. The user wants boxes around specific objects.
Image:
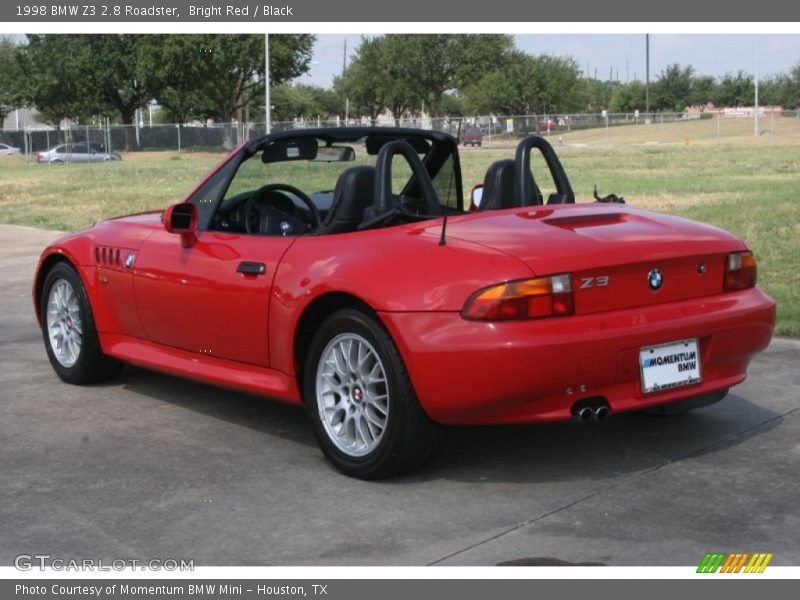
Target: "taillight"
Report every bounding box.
[462,274,574,321]
[37,152,44,161]
[724,251,757,291]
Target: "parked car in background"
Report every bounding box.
[460,127,483,147]
[37,142,121,164]
[0,142,21,156]
[536,119,558,132]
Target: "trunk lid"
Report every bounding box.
[428,204,745,315]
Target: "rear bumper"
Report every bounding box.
[380,287,776,425]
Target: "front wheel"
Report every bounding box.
[41,262,123,384]
[303,308,437,479]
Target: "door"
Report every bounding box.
[133,228,294,367]
[70,142,89,163]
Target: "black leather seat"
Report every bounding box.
[317,166,375,234]
[479,160,542,211]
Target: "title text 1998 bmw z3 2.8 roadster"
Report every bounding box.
[34,128,776,478]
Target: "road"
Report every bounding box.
[1,224,797,566]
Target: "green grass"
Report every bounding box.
[1,125,798,336]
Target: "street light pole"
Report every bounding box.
[754,37,759,137]
[645,34,650,114]
[265,33,271,134]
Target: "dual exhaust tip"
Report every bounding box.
[573,400,610,422]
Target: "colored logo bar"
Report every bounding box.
[697,552,773,573]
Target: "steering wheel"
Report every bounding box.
[244,183,322,234]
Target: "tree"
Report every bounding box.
[138,36,215,125]
[334,37,385,123]
[760,66,800,108]
[576,78,619,113]
[651,64,695,111]
[15,35,101,130]
[340,34,513,123]
[712,71,755,107]
[379,36,425,124]
[463,52,584,115]
[789,63,800,108]
[689,75,717,106]
[439,92,465,117]
[17,35,157,149]
[84,35,159,150]
[0,38,22,128]
[407,34,513,117]
[335,35,418,125]
[268,34,315,84]
[143,34,314,147]
[610,81,646,112]
[269,84,340,122]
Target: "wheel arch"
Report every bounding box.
[33,252,80,326]
[292,291,377,396]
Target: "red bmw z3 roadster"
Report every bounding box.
[33,128,776,478]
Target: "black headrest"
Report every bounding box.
[480,160,515,211]
[480,159,540,211]
[319,166,376,234]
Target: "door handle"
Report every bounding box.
[237,261,267,275]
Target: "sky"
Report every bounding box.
[304,34,800,89]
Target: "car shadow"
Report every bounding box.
[110,366,781,484]
[113,365,316,449]
[409,392,782,484]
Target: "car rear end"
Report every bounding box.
[382,206,776,425]
[461,128,483,146]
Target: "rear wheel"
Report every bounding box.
[303,308,437,479]
[41,262,122,384]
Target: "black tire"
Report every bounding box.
[641,389,728,416]
[303,308,438,479]
[40,261,123,384]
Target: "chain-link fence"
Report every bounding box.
[1,110,798,161]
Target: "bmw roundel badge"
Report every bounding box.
[648,268,663,290]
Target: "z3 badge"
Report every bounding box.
[580,276,610,289]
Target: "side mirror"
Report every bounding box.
[164,203,198,248]
[469,185,484,211]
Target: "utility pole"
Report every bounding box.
[343,37,349,126]
[645,34,650,114]
[265,34,271,134]
[754,37,759,137]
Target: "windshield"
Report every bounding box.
[223,139,420,206]
[188,130,462,236]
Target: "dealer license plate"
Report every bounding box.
[639,339,702,394]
